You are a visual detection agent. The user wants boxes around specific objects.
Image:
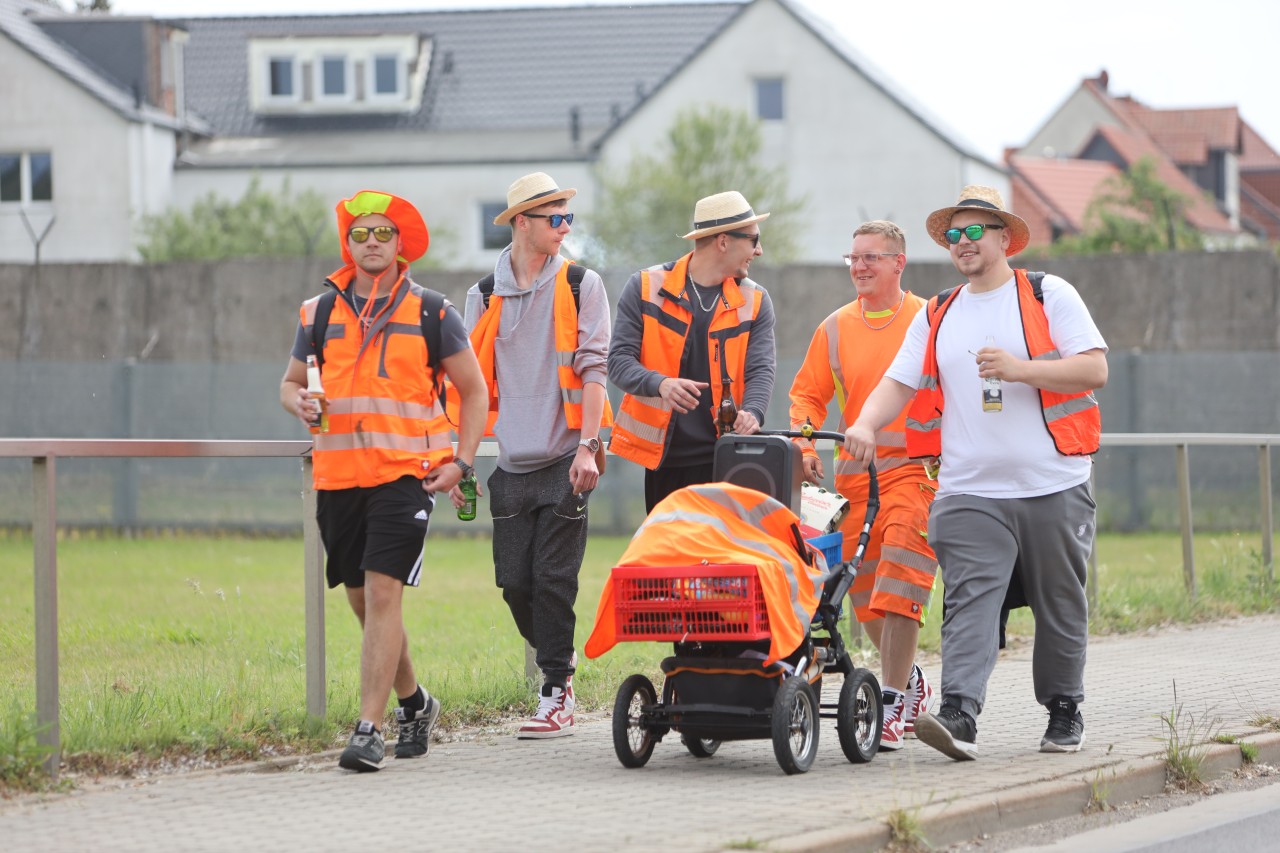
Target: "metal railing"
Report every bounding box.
[2,432,1275,776]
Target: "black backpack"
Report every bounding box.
[475,262,586,310]
[307,284,451,402]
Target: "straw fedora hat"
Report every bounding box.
[680,191,770,240]
[492,172,577,225]
[925,185,1029,256]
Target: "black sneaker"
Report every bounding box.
[914,699,978,761]
[1040,696,1086,753]
[339,721,385,772]
[394,694,441,759]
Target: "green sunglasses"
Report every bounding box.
[944,223,1005,244]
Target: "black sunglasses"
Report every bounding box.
[522,212,574,228]
[944,223,1005,245]
[726,230,760,248]
[349,225,398,243]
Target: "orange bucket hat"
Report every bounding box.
[335,190,430,265]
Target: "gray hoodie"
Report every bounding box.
[463,248,611,474]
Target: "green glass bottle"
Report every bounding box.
[457,475,477,521]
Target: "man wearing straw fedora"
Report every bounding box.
[608,190,776,512]
[843,186,1107,761]
[460,172,612,739]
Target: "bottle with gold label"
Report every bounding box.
[981,335,1002,413]
[305,354,329,434]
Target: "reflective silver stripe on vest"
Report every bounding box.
[917,373,938,390]
[879,430,906,447]
[556,351,576,366]
[614,408,666,445]
[873,574,934,608]
[879,544,938,575]
[1032,348,1061,361]
[1044,392,1099,423]
[735,279,760,324]
[905,415,940,432]
[561,387,584,405]
[834,455,911,478]
[823,313,849,430]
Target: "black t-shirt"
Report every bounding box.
[664,278,724,467]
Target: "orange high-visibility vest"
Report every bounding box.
[789,294,927,501]
[465,260,614,437]
[584,482,824,664]
[302,265,455,489]
[905,269,1101,459]
[609,253,764,470]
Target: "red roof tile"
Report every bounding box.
[1009,156,1120,233]
[1240,121,1280,169]
[1115,104,1242,163]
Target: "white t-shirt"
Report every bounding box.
[885,273,1107,499]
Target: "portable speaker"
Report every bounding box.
[712,435,804,516]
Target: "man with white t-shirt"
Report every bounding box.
[842,186,1108,761]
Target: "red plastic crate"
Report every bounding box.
[611,564,770,642]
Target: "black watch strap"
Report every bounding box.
[452,458,475,479]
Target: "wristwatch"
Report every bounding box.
[578,437,601,454]
[452,458,475,479]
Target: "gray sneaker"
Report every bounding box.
[394,694,441,759]
[339,722,385,772]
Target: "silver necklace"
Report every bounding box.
[688,278,721,313]
[861,291,905,331]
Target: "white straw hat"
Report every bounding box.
[680,191,770,240]
[493,172,577,225]
[925,185,1029,256]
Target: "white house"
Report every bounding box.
[4,0,1004,266]
[0,0,204,263]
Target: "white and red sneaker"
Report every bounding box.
[880,691,905,751]
[517,685,575,739]
[904,664,934,737]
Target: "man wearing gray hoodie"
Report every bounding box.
[459,173,612,739]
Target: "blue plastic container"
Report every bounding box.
[805,531,843,568]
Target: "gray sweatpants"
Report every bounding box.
[489,455,587,686]
[928,482,1095,719]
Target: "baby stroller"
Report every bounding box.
[585,427,882,775]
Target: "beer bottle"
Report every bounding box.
[305,355,329,434]
[716,378,737,437]
[981,335,1002,413]
[457,475,478,521]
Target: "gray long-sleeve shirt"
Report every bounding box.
[607,263,776,467]
[463,248,611,474]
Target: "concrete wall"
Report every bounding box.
[2,250,1277,363]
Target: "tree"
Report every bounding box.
[1053,157,1204,256]
[75,0,112,11]
[590,104,806,272]
[137,177,336,262]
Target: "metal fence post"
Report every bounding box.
[1175,444,1196,598]
[33,455,60,778]
[1261,444,1274,584]
[302,458,326,719]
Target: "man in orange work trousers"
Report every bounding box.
[280,191,488,771]
[789,220,938,751]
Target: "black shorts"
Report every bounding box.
[316,475,433,589]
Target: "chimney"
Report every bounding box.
[569,106,581,146]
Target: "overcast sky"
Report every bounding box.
[99,0,1280,163]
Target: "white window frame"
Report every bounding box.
[0,151,53,207]
[368,53,405,101]
[265,55,299,103]
[315,54,353,103]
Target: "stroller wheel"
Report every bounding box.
[612,674,658,768]
[837,668,882,763]
[771,677,819,775]
[681,734,721,758]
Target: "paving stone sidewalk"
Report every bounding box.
[3,615,1278,852]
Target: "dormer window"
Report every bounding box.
[248,35,427,115]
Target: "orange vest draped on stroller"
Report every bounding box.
[585,482,826,664]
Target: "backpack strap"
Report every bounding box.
[478,263,585,311]
[308,289,339,371]
[1026,270,1046,304]
[928,286,958,323]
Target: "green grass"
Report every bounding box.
[0,529,1276,783]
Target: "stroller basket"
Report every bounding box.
[611,564,770,642]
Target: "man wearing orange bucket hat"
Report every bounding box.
[280,190,488,771]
